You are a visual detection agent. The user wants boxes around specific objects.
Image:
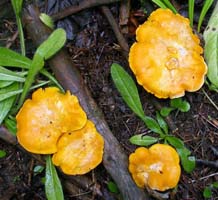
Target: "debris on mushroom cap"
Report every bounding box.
[52,120,104,175]
[129,144,181,191]
[16,87,87,154]
[129,8,207,99]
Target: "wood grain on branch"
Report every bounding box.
[22,5,149,200]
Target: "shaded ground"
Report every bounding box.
[0,0,218,199]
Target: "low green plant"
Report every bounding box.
[107,181,120,194]
[160,98,190,117]
[111,63,195,173]
[203,181,218,198]
[0,150,7,158]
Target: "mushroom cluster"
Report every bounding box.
[129,144,181,191]
[129,8,207,99]
[16,87,104,175]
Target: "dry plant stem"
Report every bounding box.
[196,159,218,168]
[51,0,120,21]
[119,0,130,34]
[101,6,129,56]
[23,5,148,200]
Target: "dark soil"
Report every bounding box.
[0,0,218,199]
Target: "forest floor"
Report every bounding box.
[0,0,218,199]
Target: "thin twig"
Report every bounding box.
[196,159,218,168]
[191,172,218,183]
[202,88,218,112]
[101,5,129,55]
[51,0,120,21]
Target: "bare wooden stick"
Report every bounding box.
[51,0,120,21]
[22,5,148,200]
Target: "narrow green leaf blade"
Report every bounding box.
[198,0,214,32]
[11,0,23,15]
[156,112,168,134]
[0,80,13,88]
[0,66,25,82]
[129,134,158,146]
[0,47,31,68]
[45,155,64,200]
[36,28,66,60]
[188,0,195,27]
[0,82,19,124]
[111,63,145,119]
[151,0,167,9]
[162,0,178,13]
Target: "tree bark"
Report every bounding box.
[22,4,149,200]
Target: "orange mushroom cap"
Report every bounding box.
[129,8,207,99]
[52,120,104,175]
[16,87,87,154]
[129,144,181,191]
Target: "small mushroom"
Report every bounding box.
[129,144,181,191]
[52,120,104,175]
[16,87,87,154]
[129,8,207,99]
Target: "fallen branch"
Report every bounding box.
[51,0,120,21]
[22,5,148,200]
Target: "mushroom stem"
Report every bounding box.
[22,4,149,200]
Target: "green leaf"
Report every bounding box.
[0,150,6,158]
[188,0,195,27]
[156,112,168,134]
[34,165,45,175]
[129,134,158,146]
[18,54,44,108]
[203,1,218,89]
[162,0,178,13]
[212,182,218,188]
[40,13,54,29]
[45,155,64,200]
[111,63,145,119]
[107,181,119,194]
[0,47,31,68]
[170,98,190,112]
[0,66,25,82]
[0,81,13,88]
[0,83,19,124]
[4,117,17,136]
[151,0,177,13]
[36,28,66,60]
[151,0,167,9]
[142,116,164,136]
[177,148,196,173]
[198,0,214,32]
[203,187,212,198]
[160,107,174,117]
[11,0,23,15]
[166,136,184,149]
